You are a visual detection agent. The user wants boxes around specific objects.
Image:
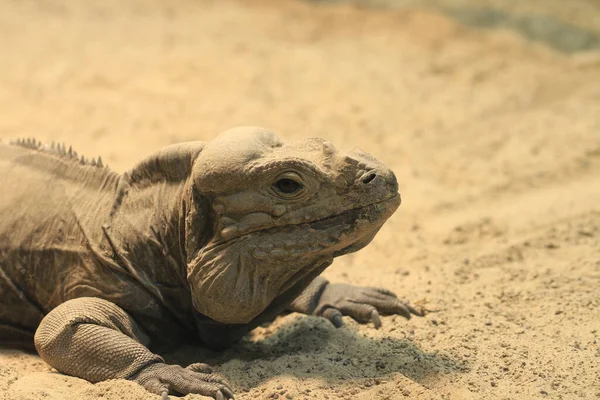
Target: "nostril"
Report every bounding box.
[362,172,377,184]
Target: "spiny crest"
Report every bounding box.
[9,137,108,169]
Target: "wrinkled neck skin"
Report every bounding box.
[187,223,335,325]
[184,183,336,325]
[101,177,210,333]
[185,181,337,348]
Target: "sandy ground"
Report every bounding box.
[1,0,599,399]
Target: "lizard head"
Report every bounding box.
[186,126,400,324]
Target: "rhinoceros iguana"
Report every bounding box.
[0,126,421,399]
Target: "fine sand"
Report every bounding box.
[1,0,599,399]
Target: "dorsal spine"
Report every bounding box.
[10,137,108,169]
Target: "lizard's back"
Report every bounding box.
[0,141,119,347]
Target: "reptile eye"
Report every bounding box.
[270,171,308,199]
[274,178,302,194]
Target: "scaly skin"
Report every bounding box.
[0,127,421,399]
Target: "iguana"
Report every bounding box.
[0,126,421,399]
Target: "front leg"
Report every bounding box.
[34,297,233,400]
[289,276,422,328]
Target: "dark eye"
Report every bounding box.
[274,178,302,194]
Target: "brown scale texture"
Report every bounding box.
[34,298,162,382]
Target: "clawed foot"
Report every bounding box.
[133,362,234,399]
[317,284,423,328]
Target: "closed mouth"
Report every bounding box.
[217,193,401,245]
[304,193,400,231]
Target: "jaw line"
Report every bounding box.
[214,193,401,245]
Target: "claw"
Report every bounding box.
[406,303,423,317]
[371,310,382,329]
[161,390,169,400]
[396,302,412,319]
[322,307,344,328]
[222,387,235,399]
[331,314,344,328]
[216,390,225,400]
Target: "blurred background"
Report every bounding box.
[1,1,599,399]
[1,0,599,210]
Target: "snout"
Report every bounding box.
[355,167,400,199]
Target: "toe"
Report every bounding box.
[322,307,344,328]
[142,379,169,397]
[406,303,424,317]
[221,386,235,399]
[339,300,378,324]
[371,309,382,329]
[393,300,412,319]
[186,363,214,374]
[165,370,233,398]
[375,287,398,298]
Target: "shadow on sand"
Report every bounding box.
[164,315,466,390]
